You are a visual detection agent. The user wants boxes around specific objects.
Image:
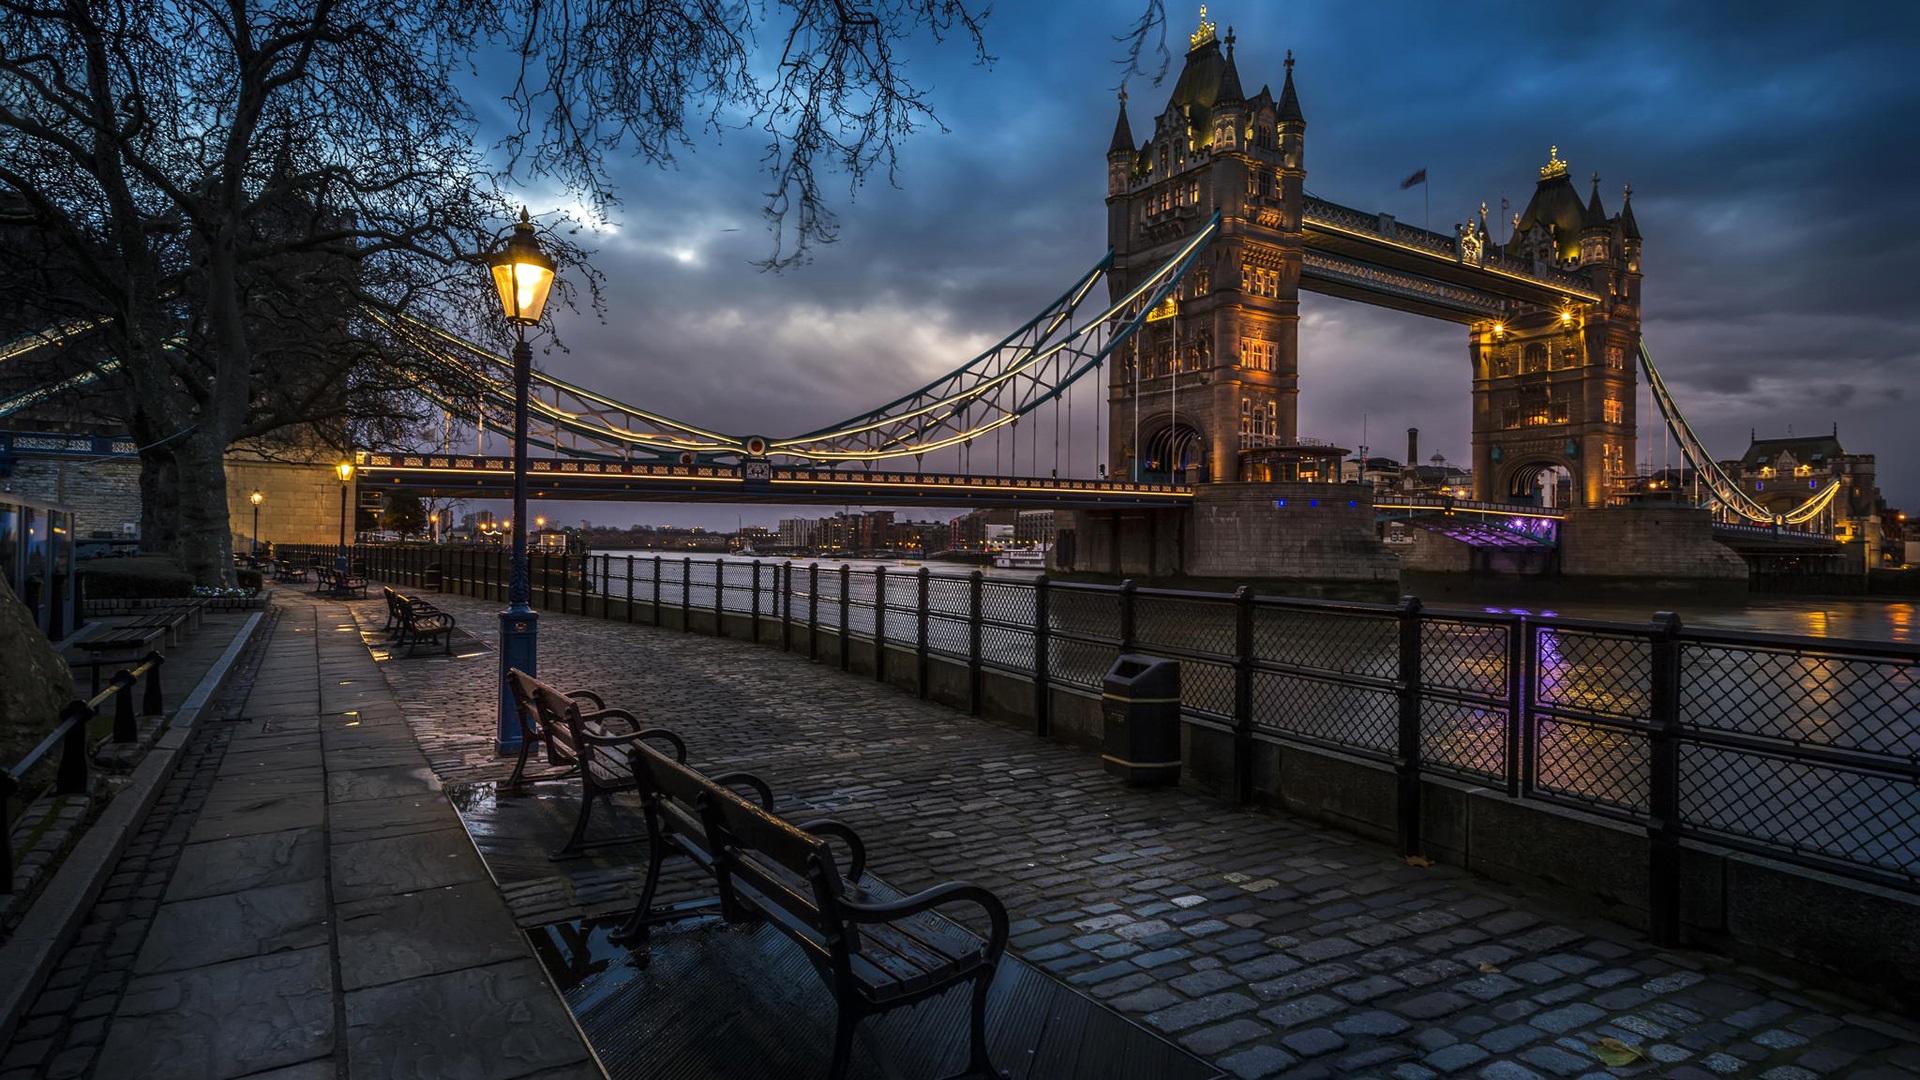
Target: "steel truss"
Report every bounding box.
[383,213,1222,465]
[1639,343,1841,526]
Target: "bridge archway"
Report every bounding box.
[1142,421,1208,484]
[1501,456,1578,509]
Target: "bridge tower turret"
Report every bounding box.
[1106,8,1301,483]
[1469,149,1641,509]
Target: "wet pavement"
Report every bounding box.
[354,588,1920,1080]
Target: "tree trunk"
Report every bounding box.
[136,446,179,554]
[172,431,234,586]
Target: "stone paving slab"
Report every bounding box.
[0,595,596,1080]
[360,589,1920,1080]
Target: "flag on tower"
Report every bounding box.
[1399,168,1427,189]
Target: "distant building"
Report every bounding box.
[1015,510,1056,547]
[1726,430,1897,565]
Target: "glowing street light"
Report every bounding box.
[249,490,264,554]
[334,462,354,573]
[484,208,557,753]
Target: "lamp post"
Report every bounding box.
[249,491,263,554]
[485,208,556,753]
[334,462,354,572]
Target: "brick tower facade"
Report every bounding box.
[1105,11,1304,484]
[1469,150,1643,508]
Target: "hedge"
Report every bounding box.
[78,556,194,599]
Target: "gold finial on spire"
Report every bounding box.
[1539,145,1568,180]
[1190,4,1216,49]
[1118,82,1128,107]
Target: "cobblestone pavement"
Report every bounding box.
[2,597,594,1080]
[355,589,1920,1080]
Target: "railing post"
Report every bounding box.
[626,556,635,624]
[714,559,727,637]
[1032,575,1052,737]
[873,566,887,682]
[1395,595,1424,858]
[916,568,930,700]
[781,563,794,653]
[1647,611,1684,948]
[110,670,138,742]
[1118,579,1137,654]
[838,563,852,672]
[807,563,820,661]
[142,651,164,716]
[967,570,984,715]
[682,557,692,631]
[1506,616,1528,798]
[56,703,91,794]
[1233,586,1254,805]
[653,556,663,627]
[751,561,763,644]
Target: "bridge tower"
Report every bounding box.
[1105,9,1302,484]
[1469,151,1642,508]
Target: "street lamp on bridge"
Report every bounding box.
[334,462,353,572]
[485,208,556,754]
[249,490,263,554]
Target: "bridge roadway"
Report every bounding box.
[353,451,1195,508]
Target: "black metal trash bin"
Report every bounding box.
[424,563,443,592]
[1102,654,1182,785]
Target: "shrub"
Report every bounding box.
[235,568,263,595]
[79,556,193,599]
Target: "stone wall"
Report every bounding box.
[1560,506,1746,582]
[1392,526,1472,573]
[1184,481,1400,583]
[2,457,142,540]
[225,459,358,550]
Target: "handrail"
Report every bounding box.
[307,544,1920,905]
[3,651,166,893]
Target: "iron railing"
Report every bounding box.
[3,651,165,893]
[293,544,1920,934]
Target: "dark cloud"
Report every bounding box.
[491,0,1920,528]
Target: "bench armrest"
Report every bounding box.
[577,706,642,734]
[566,690,606,710]
[841,881,1009,965]
[708,770,774,810]
[582,725,686,762]
[794,818,867,882]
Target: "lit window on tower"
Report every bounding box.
[1603,397,1623,424]
[1240,339,1276,371]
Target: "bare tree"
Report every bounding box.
[0,1,1162,584]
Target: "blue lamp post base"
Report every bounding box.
[497,608,539,753]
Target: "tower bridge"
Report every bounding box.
[0,9,1865,586]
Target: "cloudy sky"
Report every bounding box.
[490,0,1920,531]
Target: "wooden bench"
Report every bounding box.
[382,586,456,655]
[274,561,308,583]
[506,670,684,857]
[616,743,1008,1080]
[315,566,368,599]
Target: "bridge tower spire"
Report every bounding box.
[1105,20,1304,483]
[1469,147,1642,508]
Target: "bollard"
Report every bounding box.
[142,652,165,716]
[113,670,138,743]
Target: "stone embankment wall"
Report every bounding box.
[1559,506,1747,582]
[224,459,358,550]
[1184,482,1400,582]
[3,458,141,540]
[5,454,350,549]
